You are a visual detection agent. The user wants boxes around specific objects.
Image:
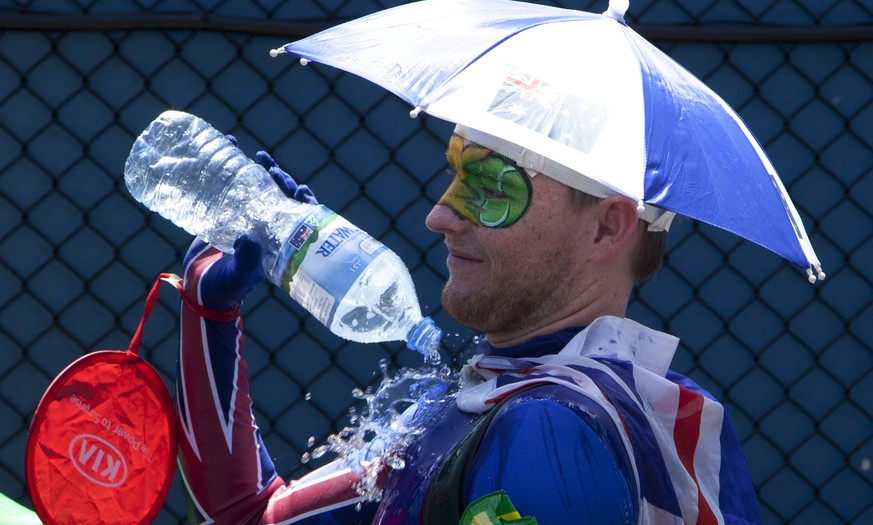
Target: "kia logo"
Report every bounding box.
[68,434,128,488]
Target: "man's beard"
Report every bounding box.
[440,248,573,334]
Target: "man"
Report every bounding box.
[174,124,762,524]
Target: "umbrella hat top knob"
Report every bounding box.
[604,0,630,24]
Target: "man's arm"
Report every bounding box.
[172,150,380,523]
[176,242,378,524]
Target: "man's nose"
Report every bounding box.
[425,203,467,234]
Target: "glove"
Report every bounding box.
[225,136,317,203]
[182,145,318,310]
[255,151,318,205]
[183,234,262,311]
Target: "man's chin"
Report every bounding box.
[441,285,495,333]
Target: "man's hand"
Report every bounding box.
[255,151,318,205]
[182,148,318,310]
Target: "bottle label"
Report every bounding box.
[276,206,386,326]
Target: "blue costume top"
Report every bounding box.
[175,245,761,524]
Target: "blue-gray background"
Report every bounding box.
[0,0,871,523]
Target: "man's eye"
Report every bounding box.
[483,187,504,199]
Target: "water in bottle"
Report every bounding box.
[123,110,442,360]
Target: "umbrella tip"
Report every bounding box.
[603,0,630,23]
[269,46,287,58]
[409,106,423,119]
[806,266,827,284]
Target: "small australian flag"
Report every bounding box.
[488,68,609,154]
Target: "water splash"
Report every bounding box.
[306,360,460,503]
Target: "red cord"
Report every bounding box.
[128,273,240,355]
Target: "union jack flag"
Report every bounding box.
[459,317,761,525]
[499,69,553,104]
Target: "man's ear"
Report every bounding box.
[590,196,642,263]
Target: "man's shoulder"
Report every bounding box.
[489,382,626,438]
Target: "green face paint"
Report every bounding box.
[440,135,533,228]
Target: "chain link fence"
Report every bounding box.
[0,0,871,523]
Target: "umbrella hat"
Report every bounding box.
[272,0,825,283]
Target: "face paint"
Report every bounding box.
[440,135,533,228]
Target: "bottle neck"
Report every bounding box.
[406,317,442,362]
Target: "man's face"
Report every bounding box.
[426,136,595,336]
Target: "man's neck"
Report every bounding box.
[485,298,628,348]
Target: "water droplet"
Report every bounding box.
[425,349,441,366]
[862,457,871,473]
[307,436,316,447]
[307,366,460,504]
[386,455,406,469]
[300,452,311,464]
[304,392,312,401]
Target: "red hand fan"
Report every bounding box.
[25,274,185,525]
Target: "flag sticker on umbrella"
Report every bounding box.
[488,68,609,154]
[494,68,555,105]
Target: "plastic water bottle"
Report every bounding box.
[123,110,442,361]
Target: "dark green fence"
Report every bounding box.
[0,1,871,523]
